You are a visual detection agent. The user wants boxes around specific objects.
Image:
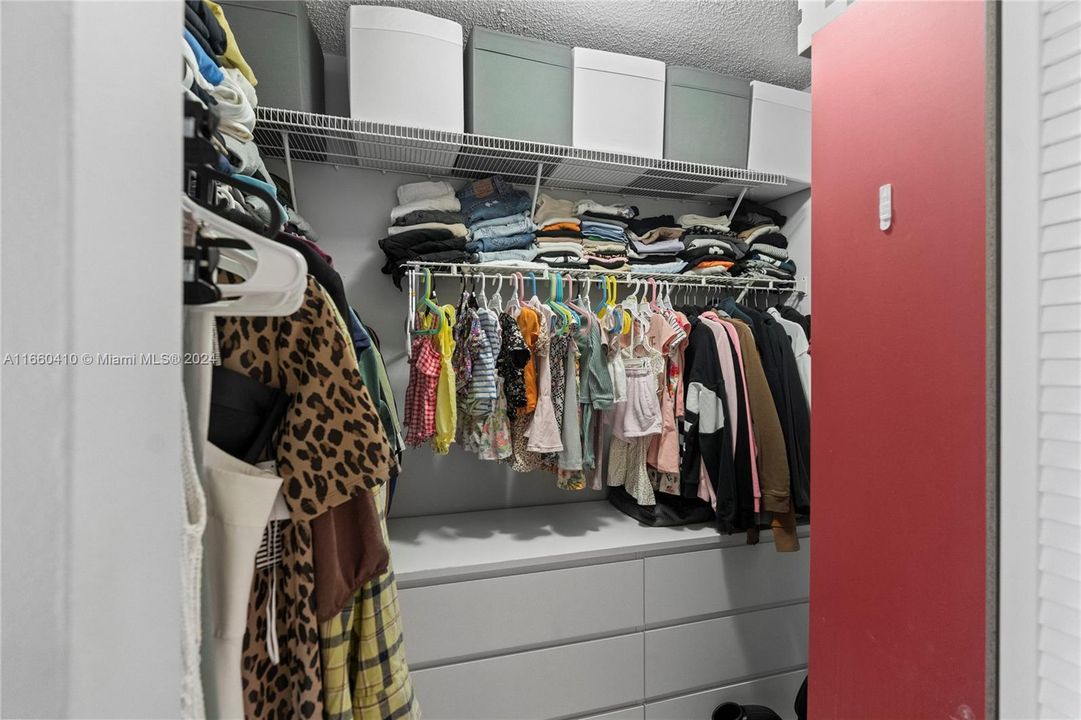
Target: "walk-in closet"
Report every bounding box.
[4,1,1064,719]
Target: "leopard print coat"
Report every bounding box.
[217,277,395,719]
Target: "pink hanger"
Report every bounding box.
[564,275,591,330]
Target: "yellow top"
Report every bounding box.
[433,304,457,454]
[204,0,259,87]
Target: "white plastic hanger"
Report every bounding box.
[183,196,307,316]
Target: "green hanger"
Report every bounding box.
[413,268,442,335]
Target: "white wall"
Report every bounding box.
[1,2,182,717]
[767,189,811,311]
[272,159,728,518]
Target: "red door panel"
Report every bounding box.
[809,3,989,718]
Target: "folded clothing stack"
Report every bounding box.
[580,215,629,243]
[389,180,465,234]
[730,225,797,280]
[725,198,787,234]
[680,247,737,275]
[458,175,534,224]
[535,240,587,270]
[533,194,581,234]
[465,211,536,253]
[451,176,537,259]
[378,228,470,288]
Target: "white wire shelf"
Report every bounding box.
[403,261,806,294]
[254,108,792,203]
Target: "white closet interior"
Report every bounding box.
[242,34,814,712]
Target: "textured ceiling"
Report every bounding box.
[305,0,810,89]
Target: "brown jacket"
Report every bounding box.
[727,319,800,552]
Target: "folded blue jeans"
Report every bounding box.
[471,214,536,241]
[465,232,536,253]
[457,176,533,223]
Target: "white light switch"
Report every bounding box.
[879,184,892,230]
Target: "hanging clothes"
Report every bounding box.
[394,271,811,555]
[769,307,811,408]
[216,276,417,720]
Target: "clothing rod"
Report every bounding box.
[403,262,806,293]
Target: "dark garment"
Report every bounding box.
[536,229,585,239]
[497,313,531,418]
[727,199,787,233]
[187,75,217,106]
[683,235,749,254]
[311,491,390,622]
[778,306,811,341]
[715,318,756,531]
[745,251,798,275]
[608,486,714,526]
[392,208,467,227]
[378,228,468,287]
[298,237,333,267]
[682,225,739,238]
[274,232,358,343]
[730,261,796,280]
[539,259,590,270]
[736,304,811,515]
[750,231,789,249]
[679,245,742,264]
[184,17,218,61]
[186,0,227,55]
[208,365,289,463]
[631,253,686,266]
[627,214,678,236]
[586,256,628,270]
[712,702,783,720]
[680,322,740,532]
[578,212,630,228]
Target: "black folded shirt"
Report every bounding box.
[536,228,585,239]
[626,215,678,235]
[750,231,789,249]
[379,228,468,288]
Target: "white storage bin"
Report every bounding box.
[347,6,464,132]
[572,48,665,157]
[747,80,811,183]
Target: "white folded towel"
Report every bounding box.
[396,180,456,206]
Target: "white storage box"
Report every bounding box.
[347,6,464,131]
[747,81,811,183]
[572,48,665,157]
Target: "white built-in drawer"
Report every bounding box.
[644,668,806,720]
[578,707,645,720]
[400,560,643,666]
[411,634,645,720]
[644,540,810,625]
[644,604,809,699]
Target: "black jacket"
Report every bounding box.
[681,321,741,532]
[734,303,811,514]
